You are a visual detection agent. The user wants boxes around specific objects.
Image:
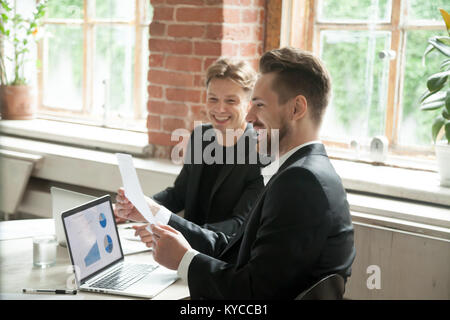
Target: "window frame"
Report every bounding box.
[36,0,150,128]
[278,0,446,159]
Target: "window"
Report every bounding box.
[282,0,448,157]
[38,0,152,129]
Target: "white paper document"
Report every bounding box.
[116,153,170,227]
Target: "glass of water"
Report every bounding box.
[33,235,57,268]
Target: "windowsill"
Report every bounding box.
[0,118,150,156]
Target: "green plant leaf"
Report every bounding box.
[443,108,450,120]
[441,58,450,71]
[422,44,435,66]
[428,36,450,57]
[445,122,450,142]
[419,90,435,103]
[421,96,446,111]
[446,89,450,113]
[427,70,449,92]
[0,0,11,12]
[432,116,446,142]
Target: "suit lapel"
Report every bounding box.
[218,143,326,259]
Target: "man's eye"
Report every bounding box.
[208,98,218,102]
[226,100,236,104]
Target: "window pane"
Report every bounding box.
[399,30,446,146]
[93,26,135,117]
[141,27,150,117]
[318,0,391,22]
[95,0,135,20]
[43,25,83,111]
[408,0,449,22]
[47,0,83,19]
[320,31,391,142]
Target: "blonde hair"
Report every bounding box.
[206,58,257,96]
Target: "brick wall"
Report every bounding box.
[147,0,266,159]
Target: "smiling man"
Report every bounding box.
[122,47,356,299]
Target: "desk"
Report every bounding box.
[0,219,190,300]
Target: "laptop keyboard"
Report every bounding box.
[90,263,158,291]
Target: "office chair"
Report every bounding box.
[295,273,345,300]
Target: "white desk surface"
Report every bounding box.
[0,219,190,300]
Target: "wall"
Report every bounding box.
[345,223,450,299]
[147,0,265,158]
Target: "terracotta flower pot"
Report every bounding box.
[0,85,36,120]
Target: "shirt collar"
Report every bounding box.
[261,140,322,186]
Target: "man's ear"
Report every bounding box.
[291,95,308,121]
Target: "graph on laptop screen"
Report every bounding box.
[64,201,122,280]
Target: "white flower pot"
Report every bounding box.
[435,141,450,187]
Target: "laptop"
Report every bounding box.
[61,195,178,298]
[51,187,96,247]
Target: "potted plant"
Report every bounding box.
[0,0,47,119]
[420,9,450,187]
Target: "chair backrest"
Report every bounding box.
[295,274,345,300]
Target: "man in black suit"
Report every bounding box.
[115,58,264,237]
[120,47,356,299]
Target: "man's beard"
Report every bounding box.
[256,125,287,159]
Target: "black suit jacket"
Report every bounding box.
[169,143,356,299]
[154,124,264,236]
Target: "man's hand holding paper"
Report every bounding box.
[115,153,172,227]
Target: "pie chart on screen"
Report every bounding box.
[104,235,113,253]
[99,213,107,228]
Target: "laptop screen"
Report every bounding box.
[62,195,123,282]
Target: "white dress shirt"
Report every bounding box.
[176,140,323,282]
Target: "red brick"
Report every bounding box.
[165,56,203,72]
[148,85,163,99]
[203,58,218,71]
[148,70,194,87]
[149,53,165,67]
[166,88,202,103]
[153,7,174,21]
[163,117,186,132]
[168,24,205,38]
[148,100,189,117]
[205,25,222,40]
[194,41,222,56]
[194,74,205,87]
[241,9,259,23]
[149,39,192,55]
[191,105,207,120]
[148,100,166,114]
[205,0,223,5]
[240,43,257,56]
[221,42,239,56]
[222,25,251,41]
[176,7,222,23]
[223,8,241,23]
[147,115,161,130]
[149,22,166,36]
[166,0,204,4]
[149,132,179,146]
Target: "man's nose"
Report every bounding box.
[215,100,227,113]
[245,104,255,123]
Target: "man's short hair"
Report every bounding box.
[259,47,331,125]
[206,58,257,98]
